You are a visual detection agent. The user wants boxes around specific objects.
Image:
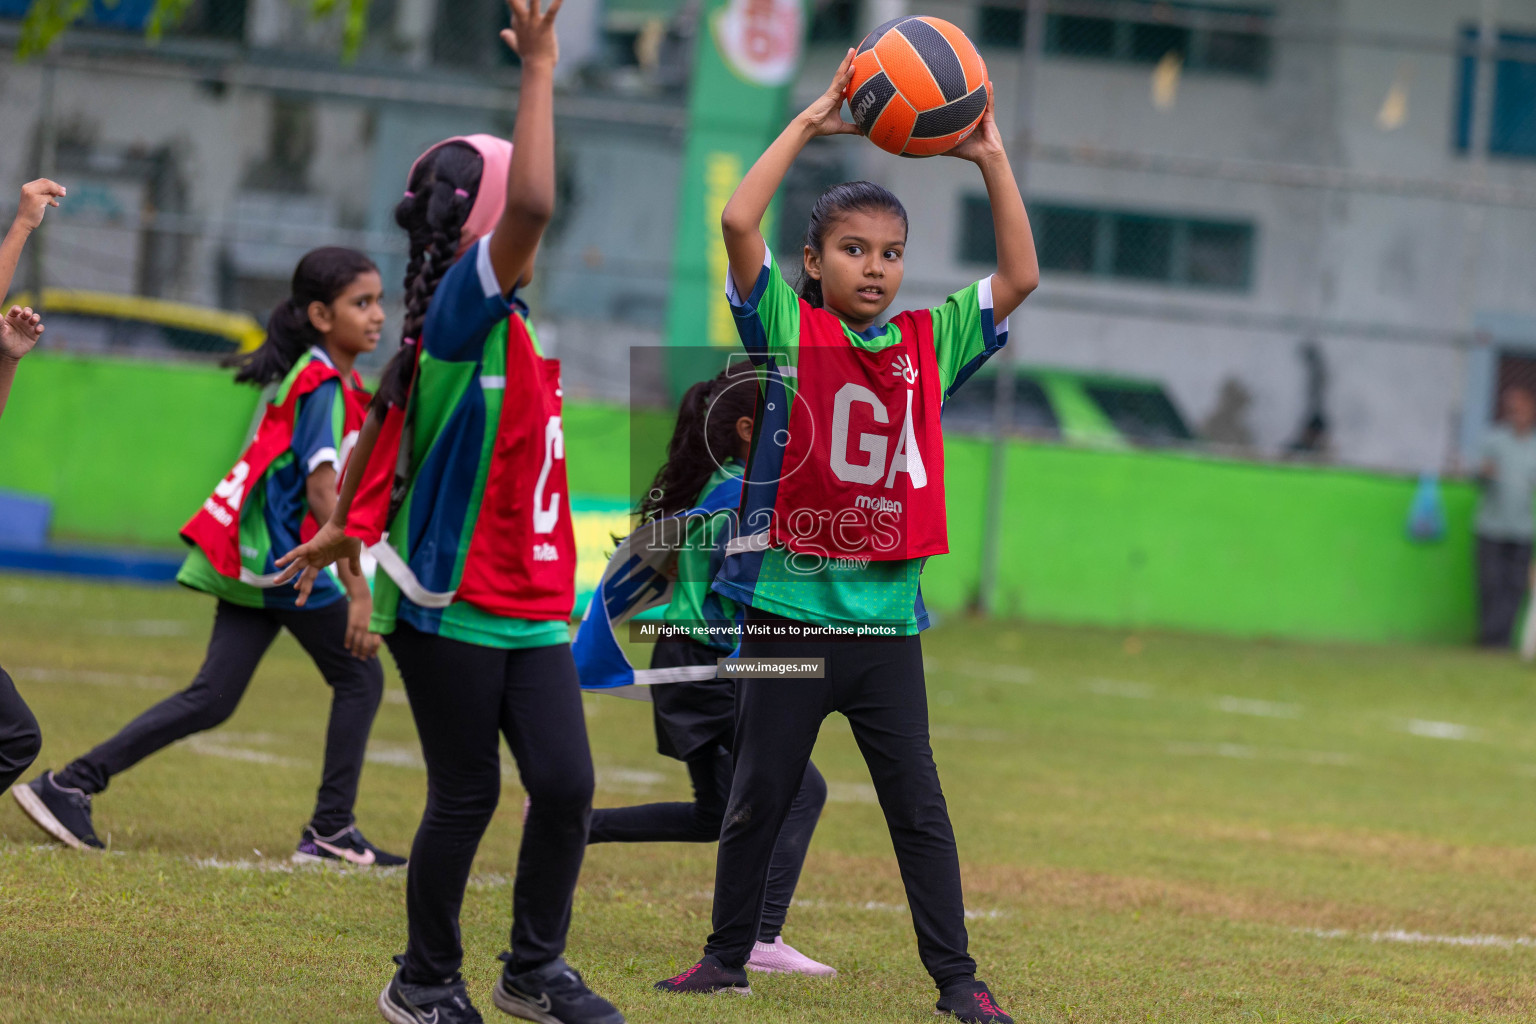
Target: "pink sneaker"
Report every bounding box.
[746,936,837,976]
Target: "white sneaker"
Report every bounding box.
[745,936,837,976]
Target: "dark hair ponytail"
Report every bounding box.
[797,180,908,308]
[639,365,759,521]
[224,246,378,386]
[370,141,484,412]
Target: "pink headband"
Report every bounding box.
[406,133,514,256]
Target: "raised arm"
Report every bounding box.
[945,92,1039,321]
[487,0,562,293]
[0,180,64,421]
[721,49,859,298]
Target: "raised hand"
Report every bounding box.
[945,84,1004,164]
[500,0,563,67]
[0,305,43,362]
[273,519,362,607]
[14,179,64,233]
[800,48,861,138]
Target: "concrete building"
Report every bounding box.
[2,0,1533,471]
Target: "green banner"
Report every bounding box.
[664,0,806,368]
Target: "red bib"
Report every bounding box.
[350,315,576,620]
[456,316,576,618]
[181,357,367,579]
[769,307,948,560]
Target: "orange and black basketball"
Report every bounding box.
[845,16,989,157]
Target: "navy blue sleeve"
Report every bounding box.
[291,379,343,477]
[422,234,518,363]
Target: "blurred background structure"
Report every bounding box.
[4,0,1536,642]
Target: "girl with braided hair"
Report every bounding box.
[576,365,836,978]
[275,3,623,1023]
[15,245,402,870]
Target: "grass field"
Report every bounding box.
[4,572,1536,1023]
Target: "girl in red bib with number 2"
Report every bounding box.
[275,3,622,1024]
[653,50,1038,1024]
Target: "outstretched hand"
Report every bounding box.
[274,519,362,608]
[500,0,562,66]
[799,48,862,138]
[0,305,43,362]
[945,84,1004,164]
[13,179,64,233]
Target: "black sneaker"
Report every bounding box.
[378,958,484,1024]
[936,980,1013,1023]
[653,954,751,995]
[294,824,407,867]
[493,954,625,1024]
[12,772,103,850]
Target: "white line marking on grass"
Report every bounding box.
[825,781,879,804]
[195,857,296,873]
[1167,743,1356,766]
[0,585,84,607]
[930,724,1014,743]
[1216,696,1301,718]
[592,767,667,794]
[365,743,425,768]
[947,662,1036,685]
[195,856,405,878]
[791,897,1009,919]
[1168,742,1257,759]
[1403,719,1480,741]
[182,735,305,767]
[10,666,176,690]
[88,620,191,637]
[383,689,409,705]
[1084,678,1155,699]
[1301,927,1536,950]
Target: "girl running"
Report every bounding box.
[13,245,403,868]
[653,50,1038,1024]
[578,367,835,977]
[274,3,623,1021]
[0,178,65,799]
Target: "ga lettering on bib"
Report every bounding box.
[769,308,948,560]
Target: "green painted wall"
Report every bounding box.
[924,441,1477,644]
[0,354,260,545]
[0,354,1478,644]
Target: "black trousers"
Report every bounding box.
[704,609,976,990]
[56,598,384,835]
[0,666,42,794]
[1477,536,1533,647]
[386,622,595,984]
[587,640,827,943]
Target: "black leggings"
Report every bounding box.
[0,666,42,794]
[55,598,384,835]
[704,608,976,990]
[386,622,595,984]
[587,643,827,943]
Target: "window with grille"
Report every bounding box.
[961,198,1255,292]
[1455,27,1536,159]
[808,0,860,45]
[976,5,1025,49]
[1045,1,1271,77]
